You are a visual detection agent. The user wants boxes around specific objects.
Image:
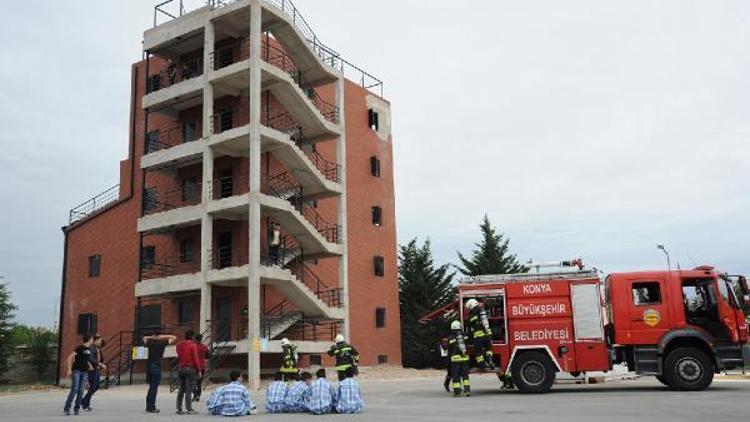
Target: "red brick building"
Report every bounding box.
[58,0,400,387]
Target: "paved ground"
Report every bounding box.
[1,375,749,421]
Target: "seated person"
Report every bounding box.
[265,372,288,414]
[336,374,364,414]
[284,372,312,413]
[206,371,256,416]
[308,368,338,415]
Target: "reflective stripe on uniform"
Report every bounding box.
[473,330,486,338]
[475,355,485,363]
[452,382,461,388]
[462,379,470,386]
[450,355,469,362]
[280,366,297,373]
[336,364,352,371]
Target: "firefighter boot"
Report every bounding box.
[463,383,471,397]
[485,352,497,370]
[453,388,462,397]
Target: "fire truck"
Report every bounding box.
[421,261,750,393]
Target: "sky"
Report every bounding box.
[0,0,748,326]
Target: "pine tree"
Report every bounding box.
[457,215,527,276]
[399,238,456,368]
[0,282,18,372]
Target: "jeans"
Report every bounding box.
[81,370,100,409]
[145,363,162,411]
[64,370,88,411]
[194,375,203,400]
[176,366,196,412]
[269,245,280,265]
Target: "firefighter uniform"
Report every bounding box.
[327,335,359,381]
[467,300,495,369]
[280,338,298,381]
[448,321,471,397]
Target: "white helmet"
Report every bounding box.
[465,299,479,310]
[451,320,462,330]
[281,338,290,346]
[334,334,344,343]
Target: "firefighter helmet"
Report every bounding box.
[281,338,290,346]
[451,320,462,330]
[465,298,479,310]
[335,334,345,343]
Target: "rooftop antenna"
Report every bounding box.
[657,244,671,272]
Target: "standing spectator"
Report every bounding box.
[81,335,106,411]
[175,330,201,414]
[268,222,282,265]
[194,333,209,402]
[284,372,312,413]
[307,368,337,415]
[63,335,94,416]
[265,372,288,413]
[143,331,177,414]
[335,374,364,414]
[206,370,256,416]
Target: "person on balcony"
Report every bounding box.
[81,335,106,412]
[284,372,312,413]
[265,372,288,413]
[143,331,177,413]
[194,333,209,402]
[268,222,282,266]
[206,370,257,416]
[280,338,298,381]
[307,368,338,415]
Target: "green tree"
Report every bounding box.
[399,238,456,368]
[457,215,527,276]
[0,282,18,372]
[25,327,57,382]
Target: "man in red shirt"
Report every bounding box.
[175,330,201,414]
[193,333,209,402]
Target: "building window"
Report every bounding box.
[218,108,234,133]
[372,206,382,227]
[77,313,98,336]
[146,131,160,154]
[180,239,195,263]
[370,156,381,177]
[138,305,162,334]
[374,255,384,277]
[368,108,379,131]
[142,246,156,266]
[218,169,234,199]
[376,307,386,328]
[378,355,388,365]
[182,121,198,143]
[178,302,195,325]
[143,187,158,212]
[88,255,101,278]
[309,354,322,366]
[182,179,198,202]
[632,282,661,306]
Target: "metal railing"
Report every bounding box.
[144,123,201,155]
[264,110,300,134]
[146,56,204,93]
[210,39,251,70]
[152,0,384,96]
[292,131,340,183]
[288,261,342,307]
[276,318,343,342]
[141,258,201,280]
[210,105,249,135]
[302,205,340,244]
[208,246,249,270]
[212,169,250,200]
[142,184,201,215]
[69,184,121,224]
[102,330,136,388]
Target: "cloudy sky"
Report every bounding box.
[1,0,748,326]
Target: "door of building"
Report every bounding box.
[216,297,232,342]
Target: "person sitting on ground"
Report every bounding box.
[206,370,256,416]
[265,371,288,413]
[336,373,364,414]
[284,372,312,413]
[307,368,337,415]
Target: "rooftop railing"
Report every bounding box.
[152,0,384,96]
[68,184,121,225]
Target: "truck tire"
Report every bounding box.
[511,351,556,394]
[663,347,714,391]
[655,375,668,386]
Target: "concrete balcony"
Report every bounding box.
[142,73,204,112]
[138,203,203,233]
[135,271,202,298]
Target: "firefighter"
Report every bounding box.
[447,320,470,397]
[465,298,496,370]
[280,338,298,381]
[327,334,359,381]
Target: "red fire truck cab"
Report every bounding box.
[424,264,750,393]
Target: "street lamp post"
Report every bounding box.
[657,244,671,272]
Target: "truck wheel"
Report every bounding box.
[511,351,556,393]
[655,375,668,386]
[663,347,714,391]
